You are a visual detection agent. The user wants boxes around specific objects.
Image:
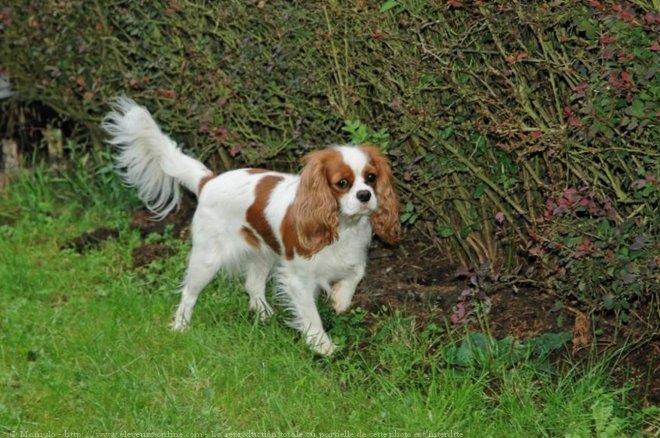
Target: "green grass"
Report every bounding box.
[0,165,655,435]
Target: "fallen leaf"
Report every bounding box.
[629,235,647,251]
[571,311,591,354]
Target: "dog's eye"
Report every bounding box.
[366,173,377,184]
[336,179,349,189]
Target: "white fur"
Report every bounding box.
[104,100,391,356]
[336,146,378,216]
[102,97,213,219]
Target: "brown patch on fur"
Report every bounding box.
[247,175,284,254]
[197,173,216,194]
[281,149,345,259]
[241,226,261,249]
[361,145,401,244]
[280,206,298,260]
[247,168,269,174]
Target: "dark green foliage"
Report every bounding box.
[1,1,658,314]
[441,331,572,367]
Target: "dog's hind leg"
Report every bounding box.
[171,239,224,331]
[245,256,275,320]
[172,224,240,331]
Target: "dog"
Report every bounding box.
[103,97,400,355]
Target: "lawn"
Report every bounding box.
[0,166,655,435]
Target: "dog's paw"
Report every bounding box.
[170,315,190,332]
[306,332,337,356]
[249,299,274,322]
[331,298,351,314]
[315,341,337,356]
[329,285,352,314]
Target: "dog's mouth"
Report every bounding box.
[343,205,376,219]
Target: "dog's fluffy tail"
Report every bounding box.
[102,97,212,218]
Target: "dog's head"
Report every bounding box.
[289,145,401,256]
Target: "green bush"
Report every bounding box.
[1,1,658,312]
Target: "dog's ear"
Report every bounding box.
[361,145,401,244]
[289,150,340,257]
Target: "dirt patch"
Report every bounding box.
[63,194,196,261]
[132,243,176,268]
[357,230,572,339]
[60,227,119,253]
[129,194,196,239]
[356,238,461,321]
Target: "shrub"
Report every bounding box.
[1,0,658,314]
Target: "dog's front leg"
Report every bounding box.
[329,263,366,314]
[281,272,336,356]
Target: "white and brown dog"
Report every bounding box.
[103,97,400,355]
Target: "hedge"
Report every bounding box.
[1,0,658,314]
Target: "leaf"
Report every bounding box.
[592,395,625,438]
[442,333,490,366]
[459,226,471,239]
[379,0,398,13]
[577,18,597,40]
[571,311,590,354]
[475,135,487,150]
[629,97,645,118]
[438,226,454,238]
[526,332,571,358]
[629,235,647,250]
[473,182,486,199]
[622,273,637,285]
[440,127,453,139]
[564,236,584,247]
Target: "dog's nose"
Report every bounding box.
[356,190,371,203]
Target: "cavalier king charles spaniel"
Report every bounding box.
[103,97,400,355]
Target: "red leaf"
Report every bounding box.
[505,51,528,64]
[599,34,614,45]
[620,70,631,83]
[572,82,589,97]
[644,12,660,25]
[568,115,583,129]
[574,238,594,258]
[587,0,604,10]
[213,127,228,140]
[530,130,543,140]
[370,29,385,40]
[157,89,175,98]
[447,0,463,8]
[613,3,637,23]
[650,40,660,52]
[0,7,12,27]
